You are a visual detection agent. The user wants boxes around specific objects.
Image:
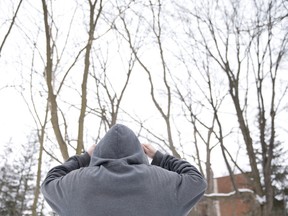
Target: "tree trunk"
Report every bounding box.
[41,0,69,160]
[31,104,48,215]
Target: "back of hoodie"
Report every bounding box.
[41,124,207,216]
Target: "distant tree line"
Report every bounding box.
[0,134,51,215]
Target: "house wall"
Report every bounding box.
[192,173,261,216]
[216,174,255,216]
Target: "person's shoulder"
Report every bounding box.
[68,165,99,177]
[148,163,179,176]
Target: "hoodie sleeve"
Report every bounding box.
[152,151,207,212]
[41,152,90,214]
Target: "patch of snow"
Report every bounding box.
[205,188,254,197]
[256,195,266,205]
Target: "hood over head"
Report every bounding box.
[90,124,149,166]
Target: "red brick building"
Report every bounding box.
[209,173,258,216]
[191,173,260,216]
[191,173,286,216]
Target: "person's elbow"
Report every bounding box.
[199,176,208,194]
[178,174,208,201]
[190,175,207,198]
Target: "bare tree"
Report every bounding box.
[41,0,69,160]
[250,0,288,213]
[1,0,287,215]
[40,0,106,159]
[28,94,49,216]
[18,42,51,215]
[76,0,103,154]
[0,0,24,57]
[89,47,135,130]
[173,51,244,215]
[120,0,181,158]
[175,0,288,214]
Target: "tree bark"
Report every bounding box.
[31,106,48,216]
[41,0,69,160]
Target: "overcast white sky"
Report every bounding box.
[1,0,287,181]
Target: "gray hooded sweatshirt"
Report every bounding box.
[41,124,207,216]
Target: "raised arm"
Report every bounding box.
[41,144,96,214]
[142,143,207,213]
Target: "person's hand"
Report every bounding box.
[87,144,97,157]
[142,143,157,159]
